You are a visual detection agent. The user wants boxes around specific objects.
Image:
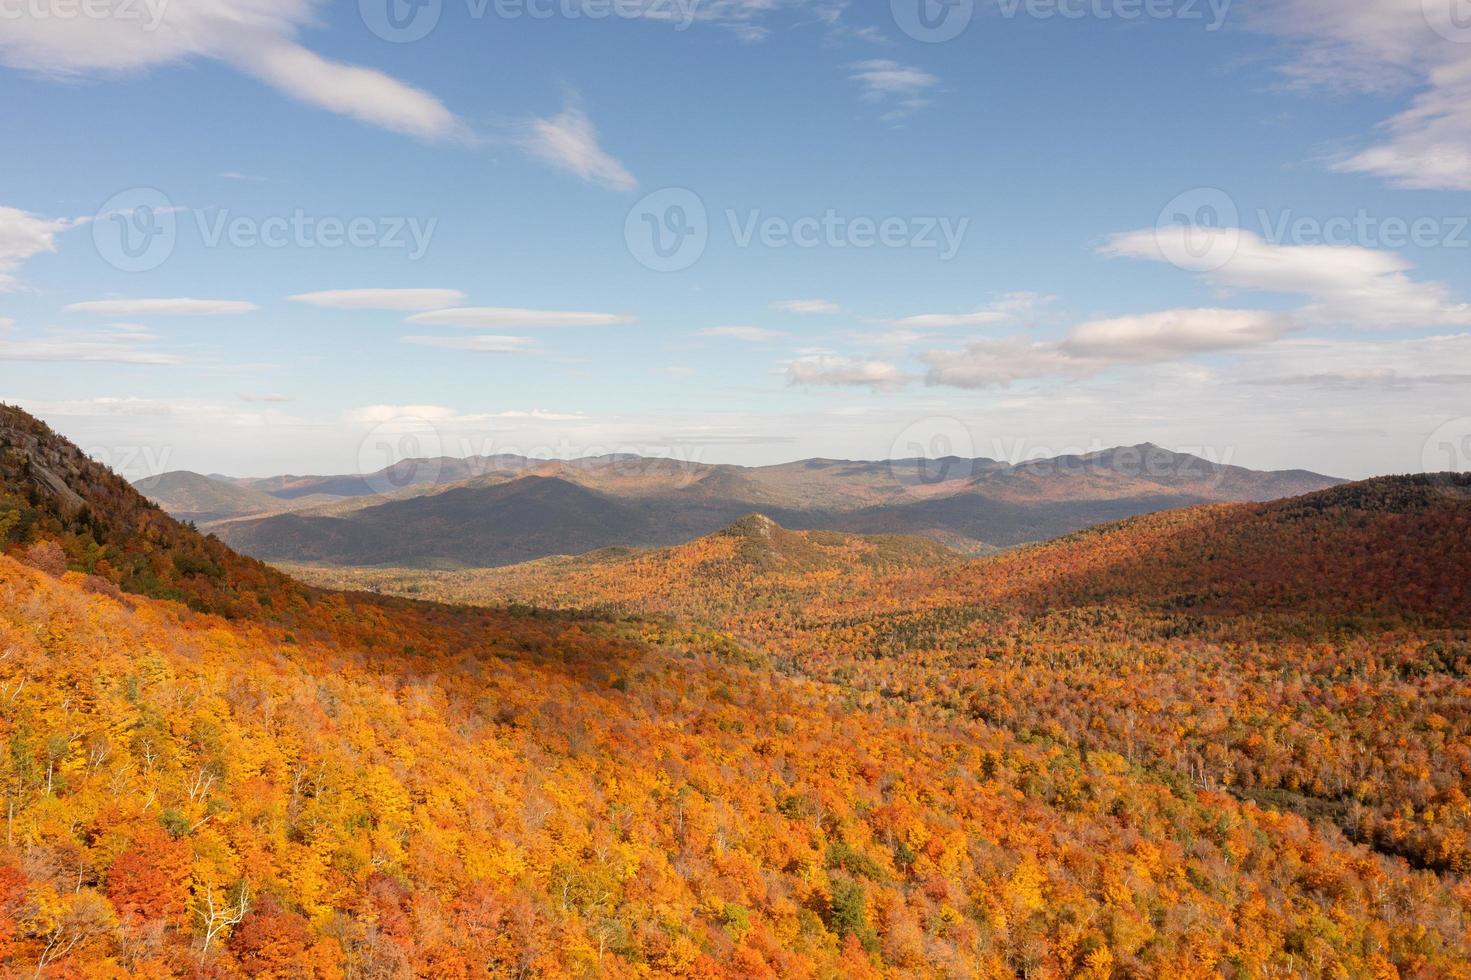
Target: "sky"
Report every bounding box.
[1,0,1470,481]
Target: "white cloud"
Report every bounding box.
[32,396,181,416]
[347,404,466,424]
[1254,0,1471,190]
[1105,226,1471,329]
[922,337,1093,390]
[893,311,1009,329]
[850,59,938,97]
[65,298,258,316]
[237,37,461,141]
[786,353,910,389]
[1247,368,1471,390]
[849,59,939,119]
[345,403,578,424]
[289,288,466,311]
[614,0,845,39]
[0,206,75,290]
[401,335,537,353]
[922,308,1291,389]
[0,323,181,365]
[406,307,636,328]
[892,292,1054,329]
[0,0,463,140]
[1234,332,1471,388]
[491,409,588,421]
[239,392,292,402]
[698,325,786,342]
[772,299,841,315]
[520,100,636,192]
[1066,309,1292,360]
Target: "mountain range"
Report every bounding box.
[137,445,1342,567]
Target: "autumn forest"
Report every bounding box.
[1,404,1470,978]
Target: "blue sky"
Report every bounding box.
[2,0,1470,479]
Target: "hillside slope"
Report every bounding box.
[297,478,1471,876]
[3,406,1461,974]
[973,473,1471,625]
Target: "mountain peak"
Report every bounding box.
[1,403,288,616]
[722,512,781,539]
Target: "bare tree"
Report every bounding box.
[195,879,250,964]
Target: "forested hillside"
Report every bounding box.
[301,478,1471,878]
[1,406,1468,976]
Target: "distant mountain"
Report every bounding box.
[292,474,1471,636]
[134,470,294,523]
[144,444,1343,568]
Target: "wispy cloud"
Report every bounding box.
[893,293,1054,329]
[290,289,467,312]
[407,307,636,328]
[0,323,182,365]
[773,299,841,315]
[849,59,940,119]
[1254,0,1471,190]
[697,325,786,342]
[0,0,464,140]
[922,308,1291,389]
[65,298,258,317]
[786,353,910,389]
[400,335,538,353]
[0,205,77,290]
[1104,227,1471,329]
[520,99,637,192]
